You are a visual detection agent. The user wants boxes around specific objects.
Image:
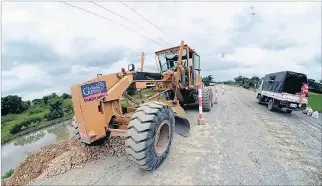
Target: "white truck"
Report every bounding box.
[255,71,308,113]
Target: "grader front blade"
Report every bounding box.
[174,115,191,137]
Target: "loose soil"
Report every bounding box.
[6,136,125,186]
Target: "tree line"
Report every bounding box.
[1,93,72,117]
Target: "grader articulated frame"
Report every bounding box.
[70,41,214,170]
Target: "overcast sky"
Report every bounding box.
[2,1,321,100]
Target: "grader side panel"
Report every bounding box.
[70,72,133,143]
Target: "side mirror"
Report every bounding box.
[128,64,135,71]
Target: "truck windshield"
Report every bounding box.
[156,49,187,72]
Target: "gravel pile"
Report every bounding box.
[7,136,125,186]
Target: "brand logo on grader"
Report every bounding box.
[81,81,108,102]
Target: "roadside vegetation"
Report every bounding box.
[308,92,322,112]
[1,93,74,144]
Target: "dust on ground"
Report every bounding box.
[6,136,125,186]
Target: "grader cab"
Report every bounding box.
[70,41,214,171]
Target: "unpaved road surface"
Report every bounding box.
[33,86,322,185]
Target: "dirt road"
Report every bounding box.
[33,86,322,185]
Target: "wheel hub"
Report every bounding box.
[154,120,171,157]
[268,99,273,109]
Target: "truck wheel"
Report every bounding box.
[257,94,263,104]
[267,99,275,111]
[125,101,175,171]
[286,110,292,114]
[202,88,212,111]
[72,116,81,141]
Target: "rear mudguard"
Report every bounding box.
[174,115,190,137]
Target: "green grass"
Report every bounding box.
[308,92,322,112]
[1,99,73,143]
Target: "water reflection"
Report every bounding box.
[13,131,46,146]
[47,123,71,142]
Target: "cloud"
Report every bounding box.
[2,1,321,100]
[2,39,61,70]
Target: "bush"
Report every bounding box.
[45,98,64,121]
[1,169,14,179]
[9,116,42,134]
[10,124,23,134]
[63,100,74,115]
[20,117,42,127]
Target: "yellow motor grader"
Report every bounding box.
[70,41,214,171]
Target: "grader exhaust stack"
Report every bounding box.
[70,40,214,171]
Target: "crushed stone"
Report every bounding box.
[7,136,125,186]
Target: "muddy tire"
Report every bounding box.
[72,116,81,141]
[202,88,212,112]
[257,94,263,104]
[125,101,175,171]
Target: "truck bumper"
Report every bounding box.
[279,101,307,111]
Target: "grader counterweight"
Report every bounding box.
[70,41,214,171]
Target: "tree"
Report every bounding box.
[31,99,43,105]
[43,93,58,104]
[308,79,316,87]
[45,98,64,121]
[202,75,214,86]
[61,93,71,99]
[1,95,30,116]
[308,79,322,93]
[63,100,74,115]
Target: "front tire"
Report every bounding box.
[257,94,263,104]
[125,101,175,171]
[268,99,275,111]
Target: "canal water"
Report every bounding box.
[1,121,74,174]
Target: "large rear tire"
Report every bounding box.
[202,88,212,112]
[210,89,214,107]
[125,101,175,171]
